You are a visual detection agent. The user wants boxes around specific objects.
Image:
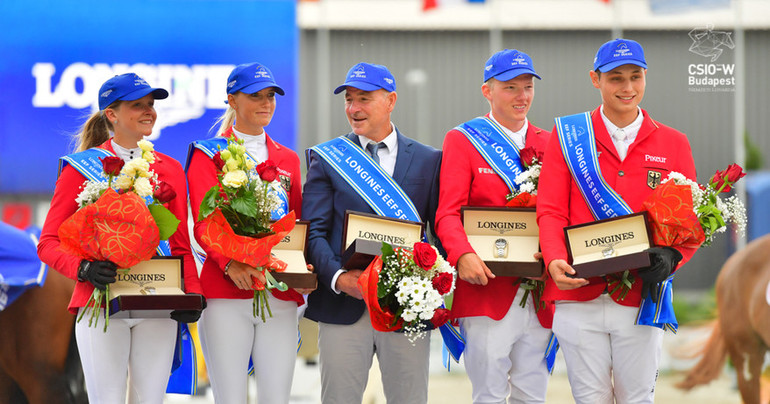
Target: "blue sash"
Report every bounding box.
[189,138,290,220]
[454,117,525,192]
[61,148,171,257]
[555,112,633,220]
[310,136,420,222]
[555,112,676,331]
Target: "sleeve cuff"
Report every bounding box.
[330,268,347,294]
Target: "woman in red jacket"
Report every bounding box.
[186,62,307,404]
[37,73,203,404]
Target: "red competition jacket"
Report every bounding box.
[537,107,698,307]
[187,128,303,304]
[435,120,554,327]
[38,140,202,314]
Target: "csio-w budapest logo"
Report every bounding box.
[687,25,735,93]
[32,62,235,139]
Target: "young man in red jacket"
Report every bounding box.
[436,49,553,403]
[537,38,698,404]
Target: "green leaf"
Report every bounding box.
[231,191,258,218]
[381,242,395,257]
[149,203,181,240]
[198,186,220,220]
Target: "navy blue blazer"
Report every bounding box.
[302,129,442,325]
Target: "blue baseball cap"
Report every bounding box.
[333,63,396,94]
[226,62,285,96]
[593,38,647,72]
[98,73,168,111]
[484,49,541,83]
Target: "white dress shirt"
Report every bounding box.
[489,113,528,149]
[600,106,643,161]
[356,124,398,177]
[233,127,268,163]
[111,139,141,163]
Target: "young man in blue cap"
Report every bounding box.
[537,38,698,403]
[302,62,442,403]
[435,49,553,403]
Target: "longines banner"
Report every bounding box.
[0,0,297,194]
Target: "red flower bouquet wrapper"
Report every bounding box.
[58,188,160,268]
[641,181,705,248]
[506,192,537,208]
[357,256,404,332]
[200,208,296,285]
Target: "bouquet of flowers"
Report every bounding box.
[357,241,456,343]
[58,139,181,330]
[609,164,747,300]
[644,164,747,248]
[197,136,295,321]
[505,146,543,208]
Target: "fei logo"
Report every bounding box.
[511,53,528,66]
[32,62,234,139]
[255,66,271,79]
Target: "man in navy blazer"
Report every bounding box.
[302,62,441,404]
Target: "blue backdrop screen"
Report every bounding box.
[0,0,297,194]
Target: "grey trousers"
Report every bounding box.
[317,309,430,404]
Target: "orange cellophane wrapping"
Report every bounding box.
[641,181,705,248]
[357,256,404,332]
[506,192,537,208]
[58,188,160,268]
[200,208,296,284]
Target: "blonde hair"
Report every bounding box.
[212,106,236,136]
[73,105,119,152]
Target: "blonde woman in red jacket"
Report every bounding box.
[38,73,203,404]
[186,62,308,404]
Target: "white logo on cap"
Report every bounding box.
[485,65,493,71]
[100,89,113,98]
[134,78,148,86]
[383,78,393,85]
[255,67,271,79]
[352,66,367,78]
[511,54,528,66]
[613,43,633,58]
[227,79,237,88]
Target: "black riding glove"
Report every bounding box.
[638,247,683,303]
[77,260,118,291]
[170,296,207,323]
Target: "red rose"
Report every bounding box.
[710,163,746,193]
[212,152,226,171]
[519,147,540,168]
[256,160,278,182]
[413,242,437,270]
[536,149,545,164]
[430,308,451,328]
[100,156,124,176]
[505,192,536,208]
[153,181,176,204]
[431,272,453,295]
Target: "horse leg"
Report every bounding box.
[727,336,764,404]
[0,363,28,404]
[0,270,77,404]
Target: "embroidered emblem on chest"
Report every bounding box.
[647,170,662,189]
[279,174,291,193]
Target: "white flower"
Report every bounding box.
[114,174,133,190]
[222,170,248,188]
[142,151,155,164]
[137,139,154,152]
[226,158,240,172]
[133,177,153,198]
[75,180,108,207]
[123,158,150,177]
